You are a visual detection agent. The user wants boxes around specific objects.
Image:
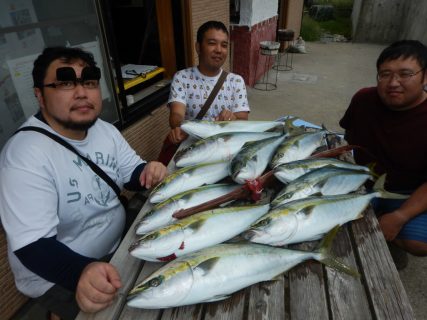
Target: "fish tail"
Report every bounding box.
[373,174,410,200]
[367,162,380,179]
[284,117,300,134]
[316,226,360,277]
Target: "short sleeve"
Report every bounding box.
[229,74,250,113]
[168,71,188,106]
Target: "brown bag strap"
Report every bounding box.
[195,70,228,120]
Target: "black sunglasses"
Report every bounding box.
[43,66,101,90]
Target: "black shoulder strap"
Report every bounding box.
[195,70,228,120]
[15,126,122,199]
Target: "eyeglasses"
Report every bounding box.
[43,79,100,90]
[42,66,101,90]
[377,68,425,82]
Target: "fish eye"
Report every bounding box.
[144,232,158,240]
[285,192,293,199]
[144,210,154,217]
[254,218,270,228]
[149,277,162,287]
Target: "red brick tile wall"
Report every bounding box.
[231,16,278,87]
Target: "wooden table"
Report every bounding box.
[77,139,415,320]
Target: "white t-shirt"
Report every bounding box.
[0,116,144,297]
[168,67,250,120]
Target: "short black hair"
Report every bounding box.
[376,40,427,70]
[32,46,97,89]
[196,21,229,44]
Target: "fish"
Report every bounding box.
[230,135,287,184]
[270,129,327,168]
[244,175,408,246]
[174,131,281,167]
[129,204,270,262]
[271,166,373,207]
[180,120,289,139]
[135,183,241,235]
[149,161,230,203]
[127,226,357,309]
[273,157,371,184]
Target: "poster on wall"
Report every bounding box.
[6,53,40,118]
[0,0,45,55]
[0,0,45,149]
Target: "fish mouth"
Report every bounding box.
[174,149,187,163]
[128,240,140,253]
[242,229,258,241]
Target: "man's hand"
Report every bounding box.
[139,161,167,189]
[378,210,409,241]
[76,262,122,313]
[168,127,188,145]
[215,109,236,121]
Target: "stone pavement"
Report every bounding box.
[247,40,427,319]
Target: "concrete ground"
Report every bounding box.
[247,41,427,319]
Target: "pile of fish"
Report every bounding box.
[127,117,407,309]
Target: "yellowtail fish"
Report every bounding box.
[127,226,357,309]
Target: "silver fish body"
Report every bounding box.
[230,135,286,184]
[271,167,373,207]
[174,131,281,167]
[245,193,376,246]
[180,120,286,139]
[270,130,327,168]
[273,157,370,183]
[129,204,270,262]
[136,184,240,234]
[149,161,230,203]
[127,242,323,308]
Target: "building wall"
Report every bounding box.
[352,0,427,44]
[282,0,304,38]
[240,0,279,26]
[399,1,427,43]
[231,16,278,86]
[231,0,279,87]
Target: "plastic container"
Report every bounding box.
[259,41,280,55]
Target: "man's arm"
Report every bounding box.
[15,237,97,291]
[15,236,121,313]
[378,182,427,241]
[169,101,186,128]
[167,102,188,144]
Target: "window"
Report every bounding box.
[99,0,186,127]
[0,0,117,148]
[0,0,188,149]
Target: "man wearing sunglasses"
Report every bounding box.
[0,47,167,319]
[340,40,427,269]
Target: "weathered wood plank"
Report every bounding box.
[326,226,372,320]
[119,262,164,320]
[288,241,329,320]
[203,288,246,320]
[161,304,204,320]
[247,276,286,320]
[351,208,415,319]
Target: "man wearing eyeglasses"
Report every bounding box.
[0,47,167,319]
[340,40,427,269]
